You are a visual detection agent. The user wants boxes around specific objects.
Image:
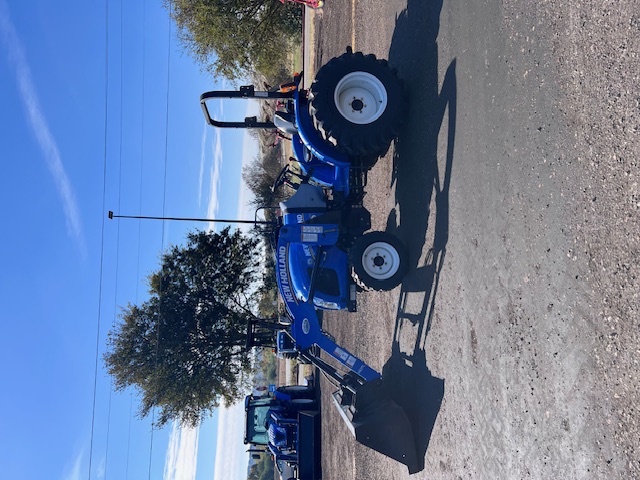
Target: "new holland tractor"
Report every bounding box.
[244,384,320,480]
[201,48,419,473]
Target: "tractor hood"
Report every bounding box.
[268,422,291,449]
[275,225,349,312]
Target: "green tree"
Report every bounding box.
[104,227,262,427]
[167,0,302,80]
[242,146,289,210]
[247,455,275,480]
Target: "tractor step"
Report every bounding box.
[348,283,357,312]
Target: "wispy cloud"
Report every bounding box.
[206,129,223,232]
[0,0,86,256]
[236,100,260,225]
[234,131,257,233]
[164,422,200,480]
[213,402,249,480]
[96,455,106,480]
[198,124,208,207]
[62,449,84,480]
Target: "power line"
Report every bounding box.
[88,0,110,478]
[117,3,135,480]
[136,0,150,474]
[135,0,147,306]
[103,0,126,476]
[148,2,172,478]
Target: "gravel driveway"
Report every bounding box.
[306,1,639,479]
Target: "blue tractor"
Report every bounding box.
[244,385,320,480]
[201,48,419,473]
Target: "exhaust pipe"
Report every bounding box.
[332,378,419,474]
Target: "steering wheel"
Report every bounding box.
[271,165,296,193]
[271,164,311,193]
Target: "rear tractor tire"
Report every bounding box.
[350,232,408,291]
[309,50,407,157]
[277,385,316,400]
[290,398,318,411]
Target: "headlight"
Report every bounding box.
[313,297,340,310]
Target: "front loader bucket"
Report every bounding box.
[332,379,419,474]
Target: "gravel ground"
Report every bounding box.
[306,1,639,479]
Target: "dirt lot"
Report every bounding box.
[306,1,639,479]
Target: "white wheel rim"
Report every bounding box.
[334,71,388,124]
[361,242,401,280]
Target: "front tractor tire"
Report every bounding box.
[350,232,408,291]
[309,50,407,157]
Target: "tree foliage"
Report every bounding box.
[167,0,302,80]
[247,455,275,480]
[104,227,262,427]
[242,145,289,210]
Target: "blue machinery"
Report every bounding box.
[200,50,419,472]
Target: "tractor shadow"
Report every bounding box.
[382,0,456,472]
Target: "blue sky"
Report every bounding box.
[0,1,257,479]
